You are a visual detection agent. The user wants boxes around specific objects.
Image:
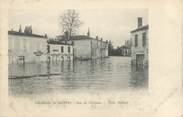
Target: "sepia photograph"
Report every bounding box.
[0,0,182,117]
[8,9,148,97]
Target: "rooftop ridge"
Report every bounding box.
[47,40,73,45]
[8,30,47,38]
[131,25,149,33]
[57,34,108,43]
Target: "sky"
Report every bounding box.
[8,9,148,47]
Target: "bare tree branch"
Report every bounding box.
[59,9,83,37]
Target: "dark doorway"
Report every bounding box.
[136,54,144,71]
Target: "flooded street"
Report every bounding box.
[9,56,148,97]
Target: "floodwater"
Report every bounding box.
[9,56,148,97]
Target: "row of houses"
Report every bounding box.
[8,26,109,64]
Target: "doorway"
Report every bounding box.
[136,54,144,71]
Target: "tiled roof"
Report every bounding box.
[130,25,149,33]
[8,30,47,38]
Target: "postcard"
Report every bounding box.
[0,0,182,117]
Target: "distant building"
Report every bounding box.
[131,17,149,68]
[24,25,33,34]
[57,30,109,60]
[124,40,132,48]
[47,39,73,61]
[8,26,48,64]
[121,46,131,56]
[121,39,131,56]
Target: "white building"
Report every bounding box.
[57,31,109,60]
[71,35,108,60]
[131,17,149,68]
[8,27,47,64]
[47,40,73,61]
[121,46,131,56]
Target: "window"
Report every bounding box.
[18,56,25,61]
[135,34,138,47]
[61,46,64,53]
[53,49,59,52]
[68,46,70,53]
[142,32,146,47]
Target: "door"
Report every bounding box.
[136,54,144,70]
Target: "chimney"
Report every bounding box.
[30,25,32,34]
[64,31,69,44]
[137,17,143,28]
[45,33,48,38]
[19,25,22,33]
[87,28,90,37]
[24,25,32,34]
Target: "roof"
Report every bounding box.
[130,25,149,33]
[8,30,47,38]
[47,40,73,45]
[57,35,108,44]
[70,35,95,40]
[57,35,95,40]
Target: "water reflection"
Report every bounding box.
[9,57,148,96]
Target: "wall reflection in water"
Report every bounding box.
[9,57,148,97]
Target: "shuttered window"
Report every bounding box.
[135,34,138,47]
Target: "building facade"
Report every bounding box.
[131,17,149,69]
[8,27,47,64]
[47,40,73,61]
[121,46,131,56]
[57,31,109,60]
[71,36,108,60]
[121,39,132,56]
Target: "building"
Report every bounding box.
[8,26,48,64]
[57,30,109,60]
[124,39,132,48]
[121,46,131,56]
[47,39,73,61]
[121,39,131,56]
[71,35,108,60]
[131,17,149,69]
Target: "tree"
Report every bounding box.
[59,9,83,37]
